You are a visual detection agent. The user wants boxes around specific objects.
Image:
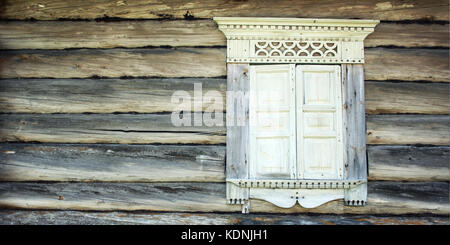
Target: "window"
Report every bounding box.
[215,17,379,213]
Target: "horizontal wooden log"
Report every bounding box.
[0,144,447,182]
[0,143,226,182]
[364,48,449,82]
[1,0,447,21]
[0,48,227,78]
[0,210,447,225]
[368,146,450,181]
[0,21,448,49]
[366,115,450,145]
[0,114,225,144]
[365,81,449,114]
[365,23,449,48]
[0,79,447,114]
[0,114,447,145]
[0,182,447,214]
[0,78,226,113]
[0,20,225,49]
[0,48,447,82]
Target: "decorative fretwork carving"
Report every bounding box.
[253,41,338,58]
[215,17,379,64]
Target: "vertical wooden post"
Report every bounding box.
[226,63,250,210]
[342,64,368,206]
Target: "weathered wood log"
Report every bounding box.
[0,182,447,214]
[366,115,450,145]
[0,21,447,49]
[0,48,227,78]
[0,20,225,49]
[0,114,226,144]
[0,210,447,225]
[368,145,450,181]
[0,78,226,113]
[365,81,449,114]
[0,79,447,114]
[0,144,447,182]
[365,23,449,48]
[0,48,448,82]
[364,48,449,82]
[1,0,447,21]
[0,114,447,145]
[0,143,226,182]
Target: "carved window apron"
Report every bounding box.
[215,17,379,213]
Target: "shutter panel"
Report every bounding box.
[342,64,367,206]
[296,65,343,180]
[249,64,296,179]
[226,64,249,207]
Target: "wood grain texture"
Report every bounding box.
[366,115,450,145]
[0,114,447,145]
[0,48,227,78]
[342,65,367,181]
[365,23,449,48]
[0,21,447,49]
[365,81,449,114]
[0,181,447,214]
[0,144,447,182]
[364,48,449,82]
[0,79,447,114]
[0,114,225,144]
[0,210,447,225]
[368,145,450,181]
[0,78,226,113]
[226,64,249,179]
[1,0,447,21]
[0,20,226,49]
[0,48,447,82]
[0,143,225,182]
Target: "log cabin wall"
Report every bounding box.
[0,0,448,225]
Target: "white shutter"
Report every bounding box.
[296,65,343,180]
[249,64,296,179]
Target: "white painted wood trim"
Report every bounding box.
[214,17,379,64]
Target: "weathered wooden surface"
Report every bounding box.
[0,79,447,114]
[366,115,450,145]
[368,146,450,181]
[0,143,225,182]
[364,48,449,82]
[0,21,447,49]
[1,0,447,21]
[342,65,367,181]
[0,210,447,225]
[0,78,226,113]
[0,114,225,144]
[0,182,447,214]
[0,48,448,82]
[0,144,447,182]
[365,23,449,48]
[365,81,449,114]
[0,20,225,49]
[226,64,249,179]
[0,48,227,78]
[0,114,447,145]
[342,64,367,203]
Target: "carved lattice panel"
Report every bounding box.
[252,40,339,58]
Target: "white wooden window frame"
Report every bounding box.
[215,17,379,213]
